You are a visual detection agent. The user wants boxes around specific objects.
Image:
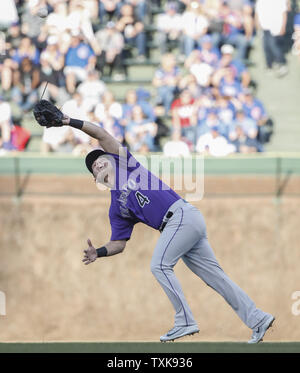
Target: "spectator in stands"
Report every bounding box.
[33,21,50,51]
[68,0,98,22]
[116,2,146,60]
[240,88,268,127]
[86,107,101,127]
[54,91,101,155]
[180,1,209,57]
[11,57,40,112]
[99,0,123,24]
[62,91,91,147]
[45,1,68,36]
[255,0,289,77]
[198,108,229,139]
[126,0,149,23]
[95,21,127,80]
[178,73,205,99]
[41,125,76,153]
[198,34,221,67]
[0,23,24,94]
[218,67,243,98]
[215,95,236,127]
[12,36,40,66]
[156,1,182,54]
[5,22,24,53]
[196,125,236,156]
[99,115,124,146]
[228,111,262,153]
[20,0,46,39]
[184,49,215,88]
[0,96,13,152]
[211,1,251,61]
[39,35,65,105]
[171,89,198,148]
[77,70,107,111]
[67,0,99,54]
[94,90,123,124]
[203,0,224,36]
[62,91,89,121]
[229,108,258,144]
[121,88,156,127]
[0,0,18,30]
[82,0,99,24]
[43,3,68,46]
[79,103,123,153]
[64,31,96,94]
[212,44,251,88]
[152,53,181,115]
[292,12,300,61]
[196,92,215,130]
[163,128,191,158]
[183,34,220,90]
[125,105,157,153]
[241,1,256,59]
[239,88,271,144]
[3,25,35,97]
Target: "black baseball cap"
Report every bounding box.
[85,149,107,174]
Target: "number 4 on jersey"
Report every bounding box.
[135,191,150,208]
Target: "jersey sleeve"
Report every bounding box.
[109,209,135,241]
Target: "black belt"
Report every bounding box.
[159,211,174,233]
[159,200,187,233]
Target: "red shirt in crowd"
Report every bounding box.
[171,97,195,128]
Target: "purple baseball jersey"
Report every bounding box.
[107,148,181,241]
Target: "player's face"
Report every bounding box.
[92,156,115,189]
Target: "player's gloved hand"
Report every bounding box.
[33,99,65,128]
[82,238,97,265]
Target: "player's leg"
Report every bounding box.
[182,232,271,330]
[151,206,201,330]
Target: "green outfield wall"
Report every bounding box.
[0,153,300,175]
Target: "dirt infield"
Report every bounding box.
[0,174,300,342]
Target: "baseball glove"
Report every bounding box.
[33,100,64,127]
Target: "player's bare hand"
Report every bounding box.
[82,238,97,265]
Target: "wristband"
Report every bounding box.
[96,246,108,258]
[69,118,83,129]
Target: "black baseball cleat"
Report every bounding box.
[160,325,199,342]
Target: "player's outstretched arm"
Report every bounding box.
[33,100,124,155]
[82,239,126,265]
[62,116,124,156]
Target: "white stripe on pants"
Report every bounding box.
[151,199,267,329]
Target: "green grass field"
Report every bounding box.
[0,342,299,353]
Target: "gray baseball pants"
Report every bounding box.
[151,199,267,329]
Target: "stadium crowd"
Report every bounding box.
[0,0,295,156]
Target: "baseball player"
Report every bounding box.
[33,100,275,343]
